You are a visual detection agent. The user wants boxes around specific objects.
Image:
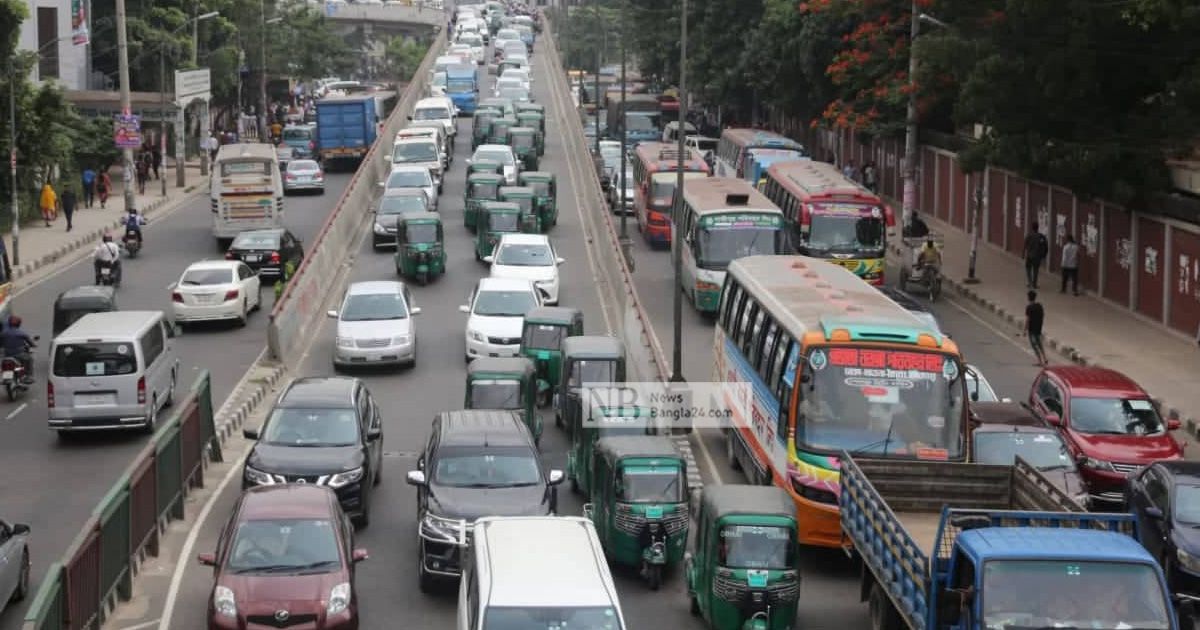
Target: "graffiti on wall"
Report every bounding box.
[1055,213,1068,246]
[1145,246,1159,276]
[1014,196,1024,229]
[1037,203,1050,235]
[1180,255,1192,297]
[1084,213,1099,256]
[1117,238,1133,270]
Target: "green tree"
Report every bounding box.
[383,36,428,81]
[268,5,356,82]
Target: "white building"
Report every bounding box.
[18,0,91,90]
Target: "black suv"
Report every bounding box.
[243,377,384,527]
[405,410,563,592]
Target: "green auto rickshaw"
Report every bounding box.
[508,127,540,171]
[53,285,118,335]
[472,107,503,150]
[487,116,518,146]
[686,485,800,630]
[467,159,504,177]
[393,212,445,285]
[555,336,626,435]
[519,171,557,229]
[464,172,504,232]
[464,356,541,445]
[479,97,515,118]
[583,435,690,590]
[516,112,546,153]
[568,387,651,495]
[520,306,584,407]
[475,201,522,261]
[515,102,545,118]
[498,186,539,233]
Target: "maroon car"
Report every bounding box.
[1027,366,1184,507]
[198,485,368,629]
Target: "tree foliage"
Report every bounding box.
[383,36,429,82]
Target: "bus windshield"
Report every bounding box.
[805,206,886,255]
[696,215,784,270]
[797,347,966,459]
[650,172,706,205]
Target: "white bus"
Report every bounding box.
[714,128,807,181]
[210,143,284,243]
[672,177,787,313]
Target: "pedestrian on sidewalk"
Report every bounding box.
[1023,222,1049,289]
[151,143,162,180]
[1061,234,1080,296]
[1023,290,1048,366]
[97,169,111,209]
[135,155,149,195]
[61,185,76,232]
[862,161,878,193]
[842,160,857,182]
[39,180,57,227]
[204,132,219,163]
[81,167,96,208]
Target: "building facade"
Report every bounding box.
[18,0,91,91]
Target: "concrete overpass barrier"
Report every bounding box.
[267,31,446,365]
[325,2,444,26]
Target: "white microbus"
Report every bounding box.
[210,143,284,243]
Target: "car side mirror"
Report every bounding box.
[377,182,385,188]
[352,548,369,563]
[1168,418,1182,431]
[167,282,178,290]
[327,310,338,318]
[243,426,260,440]
[1145,506,1165,519]
[548,469,564,485]
[411,307,422,315]
[483,255,494,263]
[197,552,216,566]
[10,523,29,536]
[406,470,427,486]
[383,154,392,162]
[970,391,979,402]
[407,115,413,121]
[366,426,382,441]
[556,257,565,265]
[1044,413,1062,426]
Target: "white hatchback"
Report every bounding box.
[459,277,544,361]
[485,234,563,305]
[470,144,519,185]
[170,260,261,326]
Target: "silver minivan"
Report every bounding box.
[48,310,180,435]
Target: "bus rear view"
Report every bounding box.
[211,144,284,245]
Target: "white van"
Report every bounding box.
[48,311,180,435]
[210,143,285,243]
[411,96,458,145]
[458,516,627,630]
[397,124,450,168]
[387,137,444,192]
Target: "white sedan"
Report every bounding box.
[470,145,519,185]
[170,260,261,326]
[459,277,544,361]
[485,233,563,305]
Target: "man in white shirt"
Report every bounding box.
[92,233,122,285]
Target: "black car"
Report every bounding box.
[242,377,384,527]
[405,409,563,592]
[372,189,431,249]
[226,228,304,279]
[1126,461,1200,595]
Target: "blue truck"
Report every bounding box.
[841,452,1182,630]
[315,94,387,168]
[445,64,479,115]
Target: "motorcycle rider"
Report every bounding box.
[93,233,122,284]
[915,237,942,280]
[1,316,35,383]
[123,208,146,246]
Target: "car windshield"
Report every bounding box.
[569,359,617,387]
[341,292,407,321]
[618,466,681,502]
[226,519,341,574]
[805,211,886,254]
[982,560,1170,630]
[523,323,566,349]
[287,160,319,172]
[232,233,280,250]
[496,243,553,266]
[387,171,431,188]
[720,525,793,570]
[432,73,447,87]
[379,195,427,215]
[413,107,450,120]
[432,445,541,487]
[469,379,522,409]
[511,134,533,148]
[1070,397,1164,435]
[470,182,500,198]
[501,71,527,83]
[507,196,533,212]
[476,150,514,165]
[393,143,438,162]
[484,607,622,630]
[696,220,785,270]
[260,407,360,447]
[474,288,536,316]
[282,128,311,141]
[973,431,1075,470]
[53,342,137,377]
[526,180,550,196]
[498,79,522,90]
[406,223,438,242]
[447,79,474,93]
[488,212,520,231]
[1175,486,1200,524]
[649,172,706,204]
[799,348,966,459]
[180,268,234,286]
[499,88,528,101]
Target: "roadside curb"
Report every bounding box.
[12,184,203,281]
[213,362,287,443]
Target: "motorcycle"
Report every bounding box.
[123,230,141,258]
[97,261,120,287]
[2,337,38,402]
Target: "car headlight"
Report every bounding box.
[214,585,237,618]
[327,582,351,616]
[244,466,276,485]
[1178,549,1200,573]
[328,467,363,489]
[393,335,410,345]
[421,513,465,540]
[374,223,386,234]
[1081,457,1116,472]
[336,336,355,348]
[1073,492,1090,507]
[469,330,485,342]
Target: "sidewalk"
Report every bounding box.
[6,160,206,283]
[895,214,1200,433]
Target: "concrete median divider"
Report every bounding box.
[267,31,446,365]
[22,372,220,630]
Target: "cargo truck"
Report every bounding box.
[315,94,385,168]
[841,452,1181,630]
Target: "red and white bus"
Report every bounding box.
[631,142,710,246]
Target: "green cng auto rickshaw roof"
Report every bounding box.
[481,200,522,213]
[466,356,535,379]
[563,336,625,359]
[596,435,681,462]
[468,172,506,184]
[525,306,581,326]
[510,126,536,136]
[499,186,535,197]
[520,171,554,182]
[516,102,545,114]
[398,211,441,225]
[55,285,118,309]
[701,485,795,521]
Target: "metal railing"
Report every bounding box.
[22,371,221,630]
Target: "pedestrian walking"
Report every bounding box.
[1023,222,1049,289]
[39,180,57,227]
[61,186,76,232]
[1023,290,1048,366]
[862,161,878,192]
[1060,234,1080,295]
[842,160,857,181]
[136,155,150,194]
[97,169,111,208]
[81,167,96,208]
[204,132,219,163]
[151,143,162,180]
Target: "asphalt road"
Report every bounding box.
[149,35,1055,630]
[0,169,352,628]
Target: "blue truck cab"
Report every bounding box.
[840,453,1181,630]
[445,64,478,115]
[315,94,385,167]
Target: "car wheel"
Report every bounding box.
[164,372,177,408]
[726,430,742,471]
[141,397,158,435]
[417,540,435,594]
[10,549,29,603]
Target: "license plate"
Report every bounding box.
[76,393,114,406]
[1,371,12,381]
[244,254,261,263]
[194,293,216,303]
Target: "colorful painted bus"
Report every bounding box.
[631,142,710,247]
[760,160,895,285]
[713,255,968,547]
[713,128,806,180]
[673,178,787,313]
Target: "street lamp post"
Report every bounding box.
[671,0,687,385]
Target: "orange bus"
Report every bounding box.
[631,142,710,246]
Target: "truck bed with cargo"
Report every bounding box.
[315,95,386,168]
[841,453,1180,630]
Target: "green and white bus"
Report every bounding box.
[672,177,787,312]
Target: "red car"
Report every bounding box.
[1027,365,1184,507]
[198,485,368,630]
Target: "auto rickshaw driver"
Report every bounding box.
[916,238,941,276]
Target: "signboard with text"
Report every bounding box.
[113,114,141,148]
[175,69,212,106]
[71,0,88,45]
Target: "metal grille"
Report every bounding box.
[246,613,318,628]
[487,336,521,345]
[1111,462,1140,474]
[713,572,800,604]
[356,338,391,348]
[613,507,688,536]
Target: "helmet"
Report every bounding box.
[8,316,20,328]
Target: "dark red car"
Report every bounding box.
[198,485,368,629]
[1027,365,1184,507]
